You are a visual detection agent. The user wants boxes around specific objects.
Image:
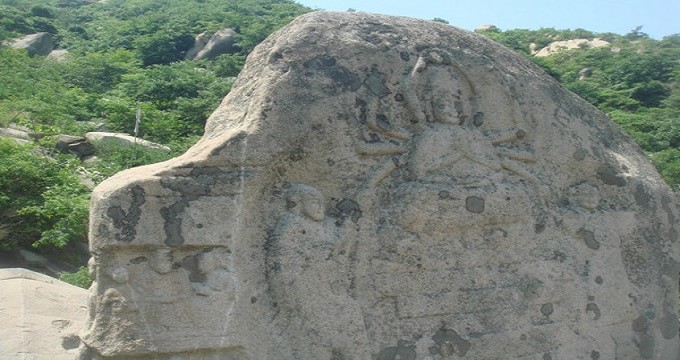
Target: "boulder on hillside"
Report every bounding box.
[0,268,88,359]
[191,28,240,60]
[184,31,211,60]
[85,132,171,153]
[5,32,54,57]
[81,12,679,360]
[0,127,32,141]
[579,67,593,80]
[53,134,96,158]
[534,38,610,57]
[48,49,70,61]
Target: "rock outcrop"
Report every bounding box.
[81,12,680,359]
[186,28,240,60]
[54,134,96,158]
[0,268,88,359]
[85,131,171,153]
[5,32,54,56]
[534,38,610,57]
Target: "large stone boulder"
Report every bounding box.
[5,32,54,56]
[81,12,679,359]
[85,131,171,153]
[189,28,240,60]
[54,134,96,158]
[534,38,611,57]
[0,268,88,359]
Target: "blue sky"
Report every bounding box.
[294,0,680,39]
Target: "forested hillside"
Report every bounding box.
[0,1,678,283]
[478,26,680,191]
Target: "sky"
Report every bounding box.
[294,0,680,39]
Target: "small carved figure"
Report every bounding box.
[271,183,369,359]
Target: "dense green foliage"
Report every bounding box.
[0,0,310,254]
[478,27,680,190]
[0,139,89,249]
[59,265,92,288]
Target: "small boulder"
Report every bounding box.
[0,127,32,140]
[53,134,96,158]
[192,28,240,60]
[579,68,593,80]
[85,132,171,153]
[184,31,211,60]
[534,38,610,57]
[0,268,88,359]
[48,49,70,61]
[6,32,54,56]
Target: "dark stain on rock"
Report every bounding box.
[586,303,601,320]
[376,342,416,360]
[161,167,224,196]
[577,228,600,250]
[181,254,207,283]
[432,327,471,357]
[330,348,347,360]
[289,146,305,161]
[543,353,552,360]
[661,258,679,280]
[621,230,661,287]
[573,149,587,161]
[591,350,600,359]
[107,185,146,243]
[596,165,627,187]
[552,250,567,263]
[660,311,679,339]
[636,333,655,359]
[632,315,649,332]
[595,276,603,284]
[332,198,361,223]
[129,256,147,264]
[303,55,361,92]
[399,51,410,61]
[465,196,485,213]
[161,199,189,247]
[61,334,80,350]
[644,309,656,320]
[438,190,450,199]
[534,222,546,234]
[473,112,484,127]
[633,183,652,208]
[365,68,390,97]
[661,195,678,243]
[540,303,554,316]
[158,167,231,247]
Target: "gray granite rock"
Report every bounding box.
[0,268,88,359]
[6,32,54,56]
[81,12,679,359]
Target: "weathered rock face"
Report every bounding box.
[6,32,54,56]
[534,38,610,57]
[187,28,240,60]
[85,131,171,153]
[81,12,680,360]
[0,268,88,359]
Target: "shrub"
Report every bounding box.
[59,266,93,288]
[0,139,89,250]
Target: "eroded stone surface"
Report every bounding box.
[81,12,680,360]
[0,268,88,359]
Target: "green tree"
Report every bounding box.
[0,139,89,250]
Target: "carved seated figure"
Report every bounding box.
[391,51,535,235]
